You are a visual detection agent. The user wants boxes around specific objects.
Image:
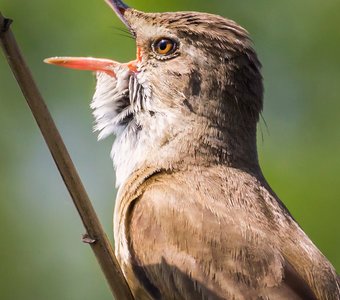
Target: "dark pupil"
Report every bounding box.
[159,40,169,51]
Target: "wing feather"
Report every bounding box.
[125,171,319,299]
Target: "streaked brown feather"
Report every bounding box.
[114,167,338,299]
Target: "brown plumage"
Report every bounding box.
[46,0,340,299]
[111,6,339,299]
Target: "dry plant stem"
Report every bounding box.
[0,12,134,300]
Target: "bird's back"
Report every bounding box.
[115,165,339,300]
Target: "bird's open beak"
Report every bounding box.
[43,56,138,77]
[44,0,138,77]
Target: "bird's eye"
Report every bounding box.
[153,38,177,56]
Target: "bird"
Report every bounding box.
[45,0,340,299]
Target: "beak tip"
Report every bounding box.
[105,0,131,29]
[105,0,129,14]
[105,0,132,31]
[44,57,63,65]
[43,57,53,64]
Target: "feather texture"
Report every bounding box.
[89,5,340,299]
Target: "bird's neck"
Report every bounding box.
[111,110,261,188]
[170,118,261,175]
[92,72,262,187]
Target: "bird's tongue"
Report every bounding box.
[44,56,137,77]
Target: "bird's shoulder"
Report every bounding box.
[118,166,339,300]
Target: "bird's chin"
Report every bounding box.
[90,67,133,140]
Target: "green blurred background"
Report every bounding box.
[0,0,339,299]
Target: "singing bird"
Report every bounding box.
[45,0,340,299]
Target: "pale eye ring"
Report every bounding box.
[152,38,178,57]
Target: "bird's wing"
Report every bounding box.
[125,170,320,300]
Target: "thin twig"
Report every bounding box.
[0,12,134,300]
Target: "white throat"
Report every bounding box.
[91,70,181,188]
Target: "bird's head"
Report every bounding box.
[45,0,264,185]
